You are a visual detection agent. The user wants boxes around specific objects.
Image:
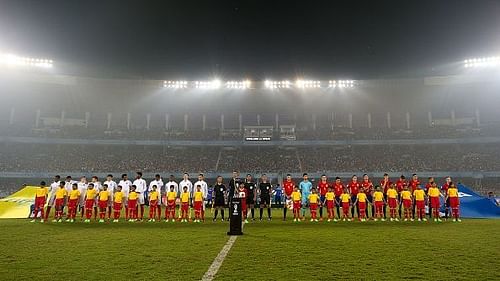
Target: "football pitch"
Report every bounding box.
[0,209,498,281]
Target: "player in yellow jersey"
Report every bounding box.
[127,185,138,221]
[98,184,110,223]
[112,185,123,222]
[165,185,177,222]
[400,186,413,221]
[340,188,351,221]
[67,183,81,222]
[180,186,190,222]
[31,181,48,223]
[373,186,386,221]
[308,188,320,222]
[446,183,461,222]
[354,188,368,221]
[428,182,442,222]
[193,185,204,223]
[148,185,159,222]
[325,187,336,222]
[54,182,67,222]
[84,183,97,222]
[413,186,427,222]
[291,186,302,222]
[386,184,399,221]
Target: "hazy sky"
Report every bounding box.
[0,0,499,79]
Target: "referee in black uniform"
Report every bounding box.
[228,170,242,205]
[258,174,272,221]
[213,176,227,222]
[244,174,257,220]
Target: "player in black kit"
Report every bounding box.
[258,174,272,221]
[212,176,227,222]
[244,174,257,221]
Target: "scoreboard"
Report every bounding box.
[244,126,273,141]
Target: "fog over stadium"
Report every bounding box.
[1,1,500,198]
[1,1,500,280]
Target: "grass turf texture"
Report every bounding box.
[0,208,498,281]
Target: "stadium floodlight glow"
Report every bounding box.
[464,56,499,68]
[329,80,355,88]
[264,80,290,89]
[0,53,53,68]
[296,80,321,88]
[225,80,251,89]
[163,80,188,88]
[194,79,221,89]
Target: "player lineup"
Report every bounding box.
[30,171,462,224]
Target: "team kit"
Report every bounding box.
[30,171,462,224]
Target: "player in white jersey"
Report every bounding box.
[104,174,117,220]
[90,176,102,220]
[45,175,61,220]
[148,174,164,220]
[118,173,132,206]
[164,175,179,203]
[64,176,77,208]
[77,176,88,220]
[179,173,193,196]
[133,171,147,220]
[193,173,208,221]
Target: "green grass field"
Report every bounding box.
[0,208,499,281]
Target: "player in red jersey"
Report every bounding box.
[441,176,452,220]
[380,173,392,219]
[361,174,374,219]
[409,174,420,218]
[348,175,361,219]
[317,174,329,221]
[395,175,407,218]
[282,174,295,221]
[333,177,344,220]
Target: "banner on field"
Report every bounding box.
[0,186,38,219]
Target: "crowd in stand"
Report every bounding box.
[1,143,500,173]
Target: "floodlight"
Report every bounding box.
[225,80,251,89]
[464,56,499,68]
[296,80,321,88]
[163,80,188,88]
[0,53,53,68]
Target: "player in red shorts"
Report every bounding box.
[308,188,320,222]
[386,184,399,221]
[354,188,368,222]
[428,182,442,222]
[148,186,159,222]
[282,174,294,221]
[325,187,336,222]
[31,181,48,223]
[67,183,80,222]
[291,186,302,222]
[98,184,110,223]
[441,176,452,220]
[180,186,190,223]
[165,186,177,222]
[373,186,385,221]
[112,186,123,222]
[127,186,138,222]
[409,174,420,219]
[340,187,351,221]
[446,183,461,222]
[400,186,412,221]
[238,184,248,223]
[193,185,204,223]
[413,185,427,222]
[53,182,67,222]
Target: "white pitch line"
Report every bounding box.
[201,224,243,281]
